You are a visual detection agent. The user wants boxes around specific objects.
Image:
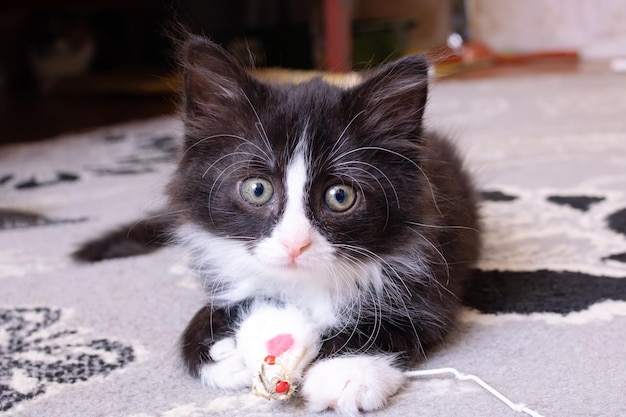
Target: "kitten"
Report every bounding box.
[75,35,480,414]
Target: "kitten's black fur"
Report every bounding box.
[75,36,480,382]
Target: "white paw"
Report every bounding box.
[209,337,237,361]
[199,337,251,390]
[301,355,405,415]
[236,304,321,399]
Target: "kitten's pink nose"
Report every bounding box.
[280,233,311,260]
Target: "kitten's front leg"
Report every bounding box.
[182,303,322,395]
[236,304,321,400]
[181,306,252,389]
[301,355,405,415]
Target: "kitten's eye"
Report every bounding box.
[240,178,274,206]
[324,184,356,212]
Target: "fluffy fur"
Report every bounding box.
[171,36,480,413]
[75,35,480,414]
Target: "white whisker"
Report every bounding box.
[331,244,428,354]
[404,226,454,293]
[181,133,270,163]
[334,161,396,229]
[205,159,255,226]
[242,92,273,153]
[331,145,442,215]
[328,110,366,160]
[201,151,258,178]
[404,221,479,233]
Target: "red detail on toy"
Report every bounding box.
[275,380,290,394]
[266,333,294,356]
[264,355,276,365]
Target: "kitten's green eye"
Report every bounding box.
[240,178,274,206]
[324,184,356,212]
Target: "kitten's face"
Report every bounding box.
[169,37,430,307]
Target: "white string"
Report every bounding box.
[404,368,546,417]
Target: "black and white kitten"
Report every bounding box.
[76,36,480,414]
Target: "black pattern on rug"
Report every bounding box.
[465,269,626,314]
[546,195,606,212]
[14,172,80,190]
[0,175,13,186]
[0,209,87,231]
[607,208,626,236]
[1,131,177,190]
[470,191,626,314]
[0,307,135,412]
[481,190,518,202]
[87,133,178,177]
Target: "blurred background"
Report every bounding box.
[1,0,625,144]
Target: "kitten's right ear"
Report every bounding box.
[182,36,256,120]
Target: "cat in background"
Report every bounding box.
[27,11,95,91]
[75,35,480,414]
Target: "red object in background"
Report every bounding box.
[324,0,352,72]
[432,41,579,78]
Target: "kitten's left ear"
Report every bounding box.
[347,55,429,139]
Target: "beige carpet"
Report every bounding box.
[1,71,626,417]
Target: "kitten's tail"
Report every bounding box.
[72,214,175,262]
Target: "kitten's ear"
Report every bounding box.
[182,36,258,120]
[348,55,429,139]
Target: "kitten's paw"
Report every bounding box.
[237,304,321,400]
[301,355,405,415]
[209,337,237,361]
[199,338,251,390]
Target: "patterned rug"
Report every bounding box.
[1,72,625,417]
